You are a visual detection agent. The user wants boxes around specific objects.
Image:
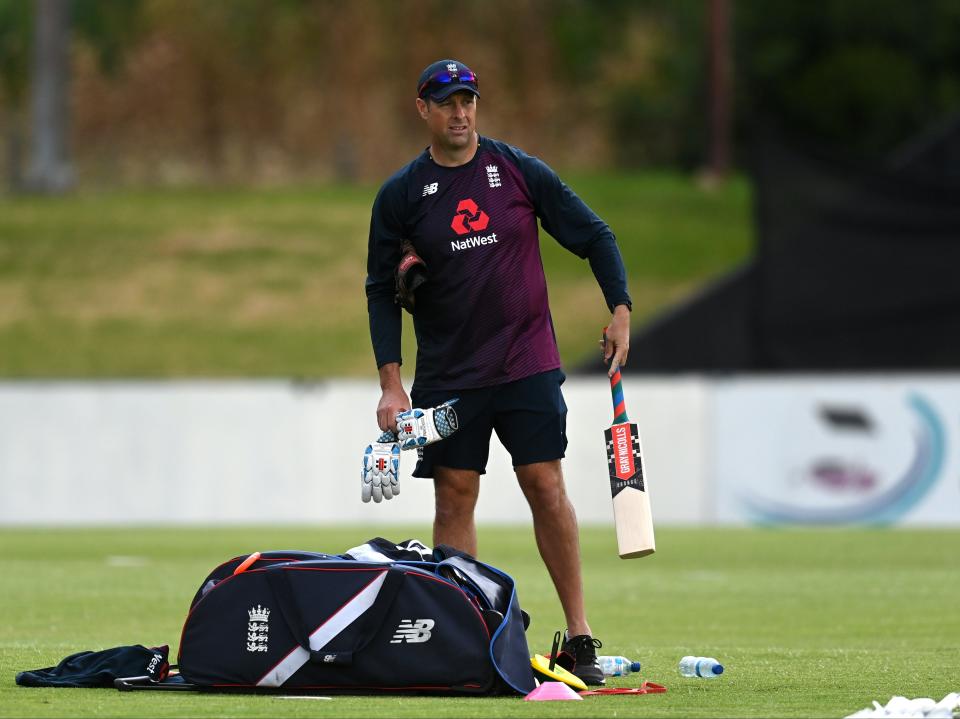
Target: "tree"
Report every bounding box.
[0,0,32,189]
[25,0,74,193]
[7,0,143,193]
[735,0,960,159]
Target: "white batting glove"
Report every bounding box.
[395,400,459,451]
[361,431,400,503]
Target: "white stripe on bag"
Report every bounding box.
[256,570,388,687]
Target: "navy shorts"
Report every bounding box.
[410,369,568,478]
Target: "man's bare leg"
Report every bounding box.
[516,460,591,637]
[433,466,480,557]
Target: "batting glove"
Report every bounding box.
[395,400,459,451]
[361,431,401,503]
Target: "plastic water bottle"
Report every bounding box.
[679,655,724,678]
[597,655,641,677]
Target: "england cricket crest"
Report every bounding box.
[246,604,270,652]
[605,422,644,497]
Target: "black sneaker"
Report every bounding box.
[562,632,605,686]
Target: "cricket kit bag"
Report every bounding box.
[175,539,536,695]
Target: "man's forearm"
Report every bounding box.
[367,293,403,369]
[586,235,632,311]
[378,362,403,391]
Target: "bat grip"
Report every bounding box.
[605,326,629,423]
[610,368,629,423]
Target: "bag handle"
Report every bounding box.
[266,566,405,666]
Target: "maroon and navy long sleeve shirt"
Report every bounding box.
[366,136,631,392]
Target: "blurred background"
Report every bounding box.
[1,0,959,527]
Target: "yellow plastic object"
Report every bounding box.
[530,654,588,692]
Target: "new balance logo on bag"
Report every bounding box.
[391,618,434,643]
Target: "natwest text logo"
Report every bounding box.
[451,232,497,253]
[451,198,489,235]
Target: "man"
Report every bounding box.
[365,59,631,686]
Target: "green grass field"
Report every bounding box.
[0,173,752,377]
[4,173,954,718]
[3,526,958,718]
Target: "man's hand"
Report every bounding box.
[361,432,401,503]
[377,363,410,432]
[602,304,631,377]
[395,400,459,450]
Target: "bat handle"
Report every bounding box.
[604,326,629,423]
[610,367,629,423]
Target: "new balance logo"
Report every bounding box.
[422,182,438,196]
[390,618,434,643]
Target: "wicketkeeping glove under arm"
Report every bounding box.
[395,240,427,314]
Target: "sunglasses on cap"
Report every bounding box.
[417,69,479,98]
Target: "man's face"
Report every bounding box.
[417,91,477,150]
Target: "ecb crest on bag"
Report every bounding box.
[245,605,270,653]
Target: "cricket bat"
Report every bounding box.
[603,328,655,559]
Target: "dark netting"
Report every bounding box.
[576,264,760,374]
[752,127,960,370]
[577,117,960,373]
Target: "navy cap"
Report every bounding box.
[417,59,480,102]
